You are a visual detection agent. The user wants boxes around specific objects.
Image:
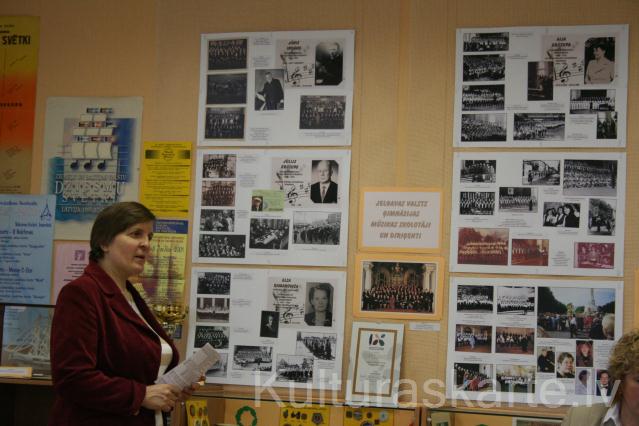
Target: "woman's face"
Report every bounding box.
[560,356,574,373]
[101,221,154,279]
[311,289,329,313]
[580,344,591,357]
[621,372,639,416]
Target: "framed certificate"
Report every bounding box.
[346,321,404,406]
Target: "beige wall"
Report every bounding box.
[2,0,638,412]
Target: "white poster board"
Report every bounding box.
[198,30,354,146]
[450,152,625,277]
[187,267,345,390]
[447,277,623,406]
[454,25,628,148]
[193,149,350,266]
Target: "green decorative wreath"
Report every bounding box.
[235,405,258,426]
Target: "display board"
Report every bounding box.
[193,149,350,266]
[450,152,625,277]
[187,267,345,390]
[198,30,354,146]
[454,25,628,148]
[447,277,623,405]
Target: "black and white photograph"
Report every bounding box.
[259,311,280,338]
[522,160,560,186]
[315,41,343,85]
[299,95,346,130]
[563,160,617,197]
[459,191,495,215]
[455,324,492,353]
[542,202,580,228]
[527,61,554,101]
[202,153,236,178]
[199,234,246,259]
[496,365,535,393]
[454,363,493,391]
[204,107,244,139]
[201,180,235,207]
[460,159,496,183]
[197,272,231,295]
[249,218,290,250]
[570,89,615,114]
[196,297,230,322]
[461,113,506,142]
[513,113,565,141]
[205,353,229,378]
[462,84,504,110]
[194,325,230,349]
[206,73,247,104]
[296,331,336,361]
[498,187,537,213]
[200,209,235,232]
[597,112,617,139]
[276,355,313,383]
[495,327,535,355]
[293,211,340,245]
[537,286,615,340]
[463,32,509,52]
[208,38,247,70]
[456,285,493,313]
[496,286,534,315]
[304,282,334,327]
[537,346,555,373]
[255,69,285,111]
[588,198,616,236]
[310,159,340,203]
[462,54,506,81]
[584,37,615,85]
[232,345,273,371]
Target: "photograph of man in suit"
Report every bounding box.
[260,311,279,338]
[256,71,284,110]
[310,160,338,204]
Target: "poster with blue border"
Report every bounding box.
[0,194,55,304]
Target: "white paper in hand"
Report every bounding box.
[156,343,220,388]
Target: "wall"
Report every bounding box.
[1,0,637,413]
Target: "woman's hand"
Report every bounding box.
[142,384,181,412]
[179,375,205,401]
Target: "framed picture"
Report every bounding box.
[354,253,445,320]
[346,321,404,407]
[358,187,443,253]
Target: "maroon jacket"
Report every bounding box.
[49,261,179,425]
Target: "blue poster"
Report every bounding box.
[1,305,53,377]
[0,195,55,304]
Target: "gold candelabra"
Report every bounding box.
[151,304,188,338]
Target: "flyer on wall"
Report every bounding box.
[186,267,345,390]
[52,241,90,303]
[198,30,354,146]
[193,149,350,266]
[346,321,404,407]
[41,97,142,240]
[136,220,188,306]
[454,25,628,148]
[140,141,192,219]
[1,305,53,377]
[450,152,625,277]
[0,194,55,304]
[447,277,623,405]
[0,16,39,194]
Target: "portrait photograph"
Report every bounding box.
[255,69,285,111]
[259,310,280,338]
[584,37,615,85]
[527,61,554,101]
[310,160,340,204]
[303,282,334,327]
[536,346,555,373]
[354,253,444,320]
[315,40,343,85]
[597,112,617,139]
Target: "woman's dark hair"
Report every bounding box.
[89,202,155,262]
[308,283,332,304]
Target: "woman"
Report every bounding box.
[303,283,333,326]
[562,329,639,426]
[50,202,197,425]
[557,352,575,379]
[563,204,579,228]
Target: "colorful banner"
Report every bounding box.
[0,195,55,304]
[140,141,192,218]
[0,16,39,194]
